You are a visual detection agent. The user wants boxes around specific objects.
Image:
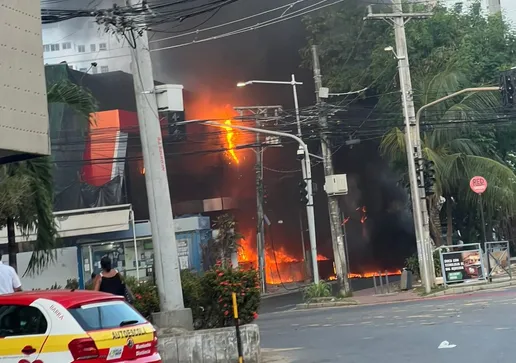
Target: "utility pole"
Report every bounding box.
[311,45,350,294]
[127,0,192,328]
[234,105,282,293]
[366,0,434,293]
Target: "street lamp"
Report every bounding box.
[236,75,321,284]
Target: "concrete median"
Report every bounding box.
[158,324,261,363]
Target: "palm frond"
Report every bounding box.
[47,80,98,126]
[379,127,406,163]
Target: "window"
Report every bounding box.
[43,44,50,52]
[99,43,107,51]
[90,44,96,52]
[78,45,85,53]
[62,42,72,50]
[79,68,87,72]
[69,301,145,331]
[100,66,109,73]
[50,43,60,52]
[0,305,48,337]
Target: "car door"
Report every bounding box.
[0,304,49,363]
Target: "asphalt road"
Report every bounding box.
[259,286,516,363]
[259,276,401,314]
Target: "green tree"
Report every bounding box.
[0,80,97,274]
[303,1,516,107]
[380,71,516,245]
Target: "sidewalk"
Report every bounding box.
[351,286,421,305]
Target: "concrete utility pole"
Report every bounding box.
[128,0,192,328]
[311,45,350,294]
[234,105,282,294]
[366,0,434,294]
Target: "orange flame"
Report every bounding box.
[223,119,239,164]
[237,233,401,285]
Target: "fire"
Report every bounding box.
[357,205,367,223]
[223,119,239,164]
[237,234,402,285]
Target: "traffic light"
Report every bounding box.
[423,160,436,196]
[500,70,515,107]
[299,180,309,204]
[415,158,423,188]
[263,185,268,205]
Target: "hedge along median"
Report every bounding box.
[125,265,262,362]
[125,264,261,329]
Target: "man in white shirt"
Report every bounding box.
[0,256,22,294]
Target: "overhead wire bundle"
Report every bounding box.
[41,0,241,34]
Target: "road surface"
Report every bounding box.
[259,287,516,363]
[260,276,401,314]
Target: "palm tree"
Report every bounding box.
[380,70,516,246]
[0,80,97,274]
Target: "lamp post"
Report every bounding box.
[237,76,320,283]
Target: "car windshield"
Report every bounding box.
[68,300,146,331]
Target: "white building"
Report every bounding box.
[0,0,50,162]
[441,0,516,25]
[41,0,131,73]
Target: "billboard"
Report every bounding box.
[441,245,486,285]
[0,1,50,163]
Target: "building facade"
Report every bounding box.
[41,0,131,73]
[0,1,50,163]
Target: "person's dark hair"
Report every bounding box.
[91,272,96,279]
[100,257,112,272]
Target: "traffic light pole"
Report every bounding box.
[200,121,321,284]
[415,86,499,277]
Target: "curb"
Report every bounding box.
[295,299,359,309]
[426,279,516,298]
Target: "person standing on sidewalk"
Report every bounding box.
[0,254,22,294]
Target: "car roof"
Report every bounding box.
[0,290,124,308]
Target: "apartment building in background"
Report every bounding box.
[41,0,131,73]
[0,1,50,163]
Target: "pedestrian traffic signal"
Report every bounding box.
[423,160,436,196]
[299,180,309,204]
[500,70,515,107]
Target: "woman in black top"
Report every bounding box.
[94,257,125,297]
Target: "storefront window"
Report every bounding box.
[80,238,154,286]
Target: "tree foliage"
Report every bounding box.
[303,1,516,244]
[0,79,97,275]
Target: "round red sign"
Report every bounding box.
[470,176,487,194]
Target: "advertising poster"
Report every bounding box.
[442,250,484,283]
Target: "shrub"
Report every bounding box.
[65,278,79,290]
[303,281,331,301]
[125,277,160,321]
[125,266,261,330]
[404,251,442,278]
[198,264,260,329]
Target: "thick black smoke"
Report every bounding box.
[150,0,416,272]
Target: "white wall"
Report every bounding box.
[41,0,131,73]
[0,0,50,160]
[1,247,78,291]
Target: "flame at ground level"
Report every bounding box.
[237,237,401,285]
